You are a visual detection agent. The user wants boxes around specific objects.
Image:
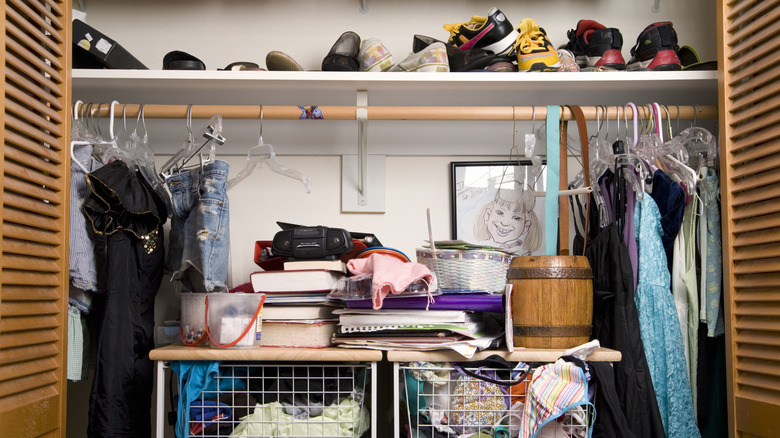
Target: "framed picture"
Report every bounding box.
[450,160,547,256]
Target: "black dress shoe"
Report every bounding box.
[322,31,361,71]
[412,34,496,72]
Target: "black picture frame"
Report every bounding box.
[450,160,547,256]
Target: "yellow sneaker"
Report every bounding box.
[513,18,561,72]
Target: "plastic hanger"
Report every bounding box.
[226,106,312,192]
[70,100,91,173]
[159,110,226,179]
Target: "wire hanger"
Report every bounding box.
[226,105,312,192]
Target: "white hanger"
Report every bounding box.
[226,106,311,192]
[70,100,90,174]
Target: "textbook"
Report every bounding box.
[283,259,347,273]
[250,269,345,293]
[258,320,336,348]
[262,305,337,321]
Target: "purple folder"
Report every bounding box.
[345,293,504,313]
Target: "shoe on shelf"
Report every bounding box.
[443,7,519,55]
[564,20,626,70]
[413,34,494,72]
[359,38,393,72]
[322,31,361,71]
[556,49,580,72]
[626,22,682,71]
[266,51,303,71]
[513,18,561,72]
[390,42,449,72]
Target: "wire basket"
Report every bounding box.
[399,362,594,438]
[416,248,512,293]
[180,362,372,438]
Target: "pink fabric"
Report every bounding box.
[347,253,434,309]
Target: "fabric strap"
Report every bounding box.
[545,106,560,256]
[565,105,591,256]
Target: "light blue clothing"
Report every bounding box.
[170,361,220,438]
[166,160,230,292]
[634,197,700,438]
[703,169,725,337]
[69,144,104,296]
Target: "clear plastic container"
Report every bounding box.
[180,293,207,346]
[205,293,266,349]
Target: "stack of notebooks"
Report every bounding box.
[331,293,505,358]
[249,259,347,348]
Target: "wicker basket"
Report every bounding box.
[416,248,512,293]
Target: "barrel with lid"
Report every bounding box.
[508,256,593,349]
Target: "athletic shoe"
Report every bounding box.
[564,20,626,70]
[390,42,449,72]
[358,38,393,71]
[513,18,560,72]
[556,49,580,72]
[413,34,495,71]
[443,7,519,55]
[626,22,682,71]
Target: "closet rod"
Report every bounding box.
[82,103,717,121]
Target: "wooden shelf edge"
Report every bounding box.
[150,344,384,362]
[386,347,622,363]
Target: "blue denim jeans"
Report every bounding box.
[166,160,230,292]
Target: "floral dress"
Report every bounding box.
[634,196,701,438]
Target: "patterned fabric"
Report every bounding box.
[703,169,725,337]
[521,360,593,438]
[634,197,701,438]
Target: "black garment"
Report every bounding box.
[84,161,167,437]
[649,169,687,273]
[573,190,666,438]
[588,362,636,438]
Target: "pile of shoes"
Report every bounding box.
[159,7,714,73]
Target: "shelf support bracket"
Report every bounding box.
[342,90,385,213]
[359,0,369,13]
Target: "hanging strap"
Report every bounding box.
[565,105,591,256]
[544,106,560,256]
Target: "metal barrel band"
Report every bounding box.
[507,267,593,279]
[513,325,592,337]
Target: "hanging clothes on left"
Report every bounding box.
[82,160,168,437]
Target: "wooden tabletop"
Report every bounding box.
[149,343,383,362]
[386,347,621,363]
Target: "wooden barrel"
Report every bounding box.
[508,255,593,349]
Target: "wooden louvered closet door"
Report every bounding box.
[718,0,780,436]
[0,0,70,436]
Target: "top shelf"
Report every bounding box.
[72,69,718,108]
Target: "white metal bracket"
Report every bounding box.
[341,90,385,213]
[359,0,369,13]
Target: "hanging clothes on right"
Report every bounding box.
[634,195,700,438]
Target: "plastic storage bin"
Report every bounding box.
[180,293,208,346]
[205,293,265,349]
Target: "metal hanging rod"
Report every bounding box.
[78,103,717,121]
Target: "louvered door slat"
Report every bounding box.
[6,69,62,111]
[1,1,69,434]
[3,210,61,233]
[5,20,63,70]
[5,130,61,164]
[6,0,62,42]
[4,146,62,179]
[720,0,780,434]
[6,83,61,123]
[0,344,58,366]
[5,7,62,57]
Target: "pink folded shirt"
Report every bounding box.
[347,253,435,309]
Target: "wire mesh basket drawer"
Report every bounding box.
[398,362,594,438]
[182,361,373,438]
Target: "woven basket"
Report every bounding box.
[416,248,512,293]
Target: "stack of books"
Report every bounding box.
[249,259,347,348]
[331,296,505,357]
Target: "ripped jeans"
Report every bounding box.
[166,160,230,292]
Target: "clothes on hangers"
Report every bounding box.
[649,169,687,273]
[634,195,700,438]
[572,171,666,438]
[700,167,725,337]
[82,160,167,437]
[165,160,231,292]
